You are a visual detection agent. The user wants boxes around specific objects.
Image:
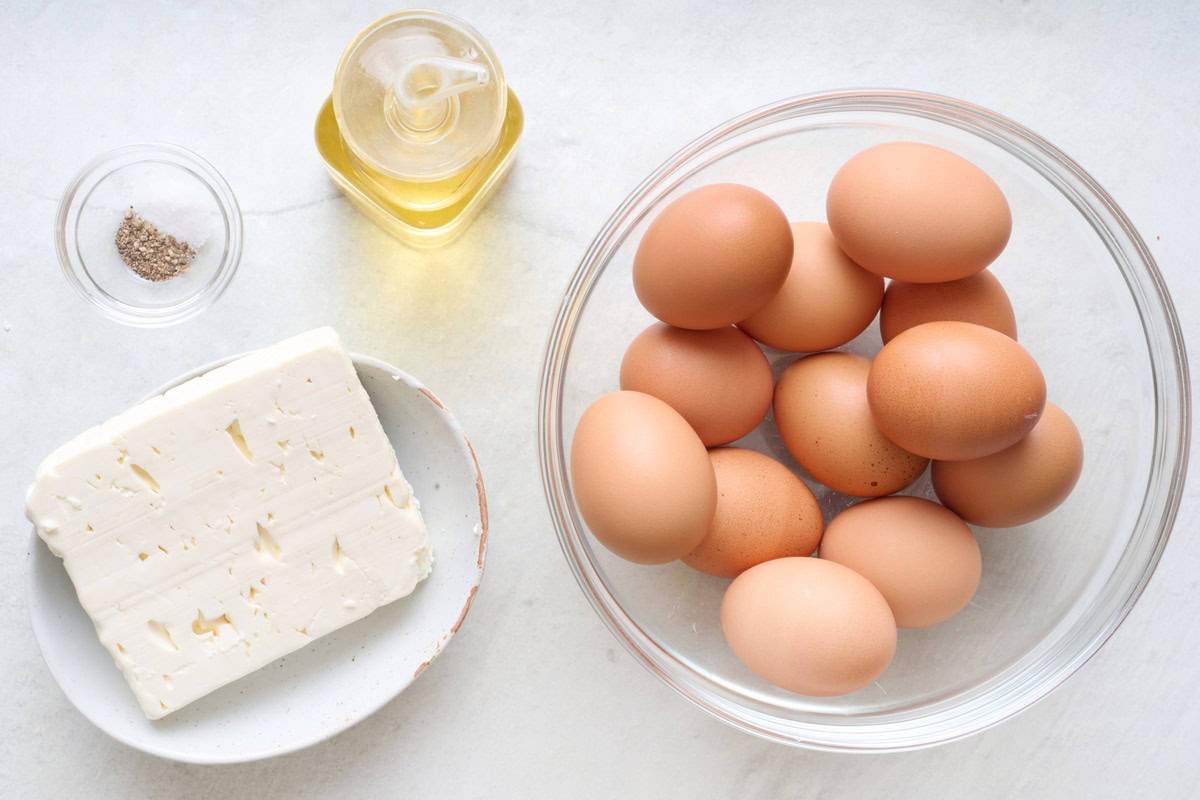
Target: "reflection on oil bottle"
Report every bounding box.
[315,10,523,248]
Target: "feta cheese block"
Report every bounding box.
[25,327,432,719]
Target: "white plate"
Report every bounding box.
[27,352,487,764]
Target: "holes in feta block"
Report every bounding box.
[129,464,160,493]
[116,643,127,655]
[192,610,237,638]
[382,484,409,510]
[225,419,254,463]
[54,494,82,510]
[309,448,324,463]
[273,399,303,419]
[86,524,94,534]
[150,445,161,455]
[147,620,179,652]
[332,537,347,575]
[254,523,283,562]
[245,584,264,615]
[128,465,160,494]
[158,545,169,555]
[277,440,291,453]
[138,552,149,561]
[163,673,172,689]
[117,451,128,465]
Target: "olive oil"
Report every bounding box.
[315,11,522,248]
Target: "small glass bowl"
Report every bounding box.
[538,90,1190,751]
[56,144,242,327]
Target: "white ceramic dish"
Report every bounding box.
[27,352,487,764]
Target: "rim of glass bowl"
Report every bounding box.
[55,143,243,327]
[537,89,1191,752]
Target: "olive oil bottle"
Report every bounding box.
[316,10,523,247]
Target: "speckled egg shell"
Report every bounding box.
[820,497,981,628]
[633,183,793,330]
[721,557,897,696]
[880,269,1017,343]
[620,324,773,446]
[683,448,824,579]
[867,321,1046,461]
[774,352,929,497]
[932,402,1084,527]
[570,391,717,564]
[739,221,883,352]
[827,142,1012,283]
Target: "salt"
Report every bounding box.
[128,172,215,248]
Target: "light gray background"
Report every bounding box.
[2,1,1197,797]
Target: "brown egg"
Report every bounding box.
[619,324,772,446]
[819,497,981,628]
[721,557,896,696]
[880,269,1017,343]
[633,183,793,329]
[739,221,883,352]
[867,321,1046,461]
[683,448,823,579]
[827,142,1012,283]
[570,391,716,564]
[773,353,928,497]
[932,403,1084,527]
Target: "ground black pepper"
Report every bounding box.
[114,208,197,282]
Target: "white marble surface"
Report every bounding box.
[2,1,1197,797]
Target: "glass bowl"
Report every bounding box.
[538,90,1190,751]
[56,143,242,327]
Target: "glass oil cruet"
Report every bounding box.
[315,10,523,247]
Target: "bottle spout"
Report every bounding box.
[390,56,490,132]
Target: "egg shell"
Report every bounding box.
[819,497,981,628]
[867,321,1046,461]
[739,221,883,352]
[932,402,1084,527]
[721,557,896,696]
[633,183,793,330]
[619,324,773,446]
[880,269,1017,344]
[683,448,824,579]
[570,391,717,564]
[826,142,1012,283]
[773,352,929,497]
